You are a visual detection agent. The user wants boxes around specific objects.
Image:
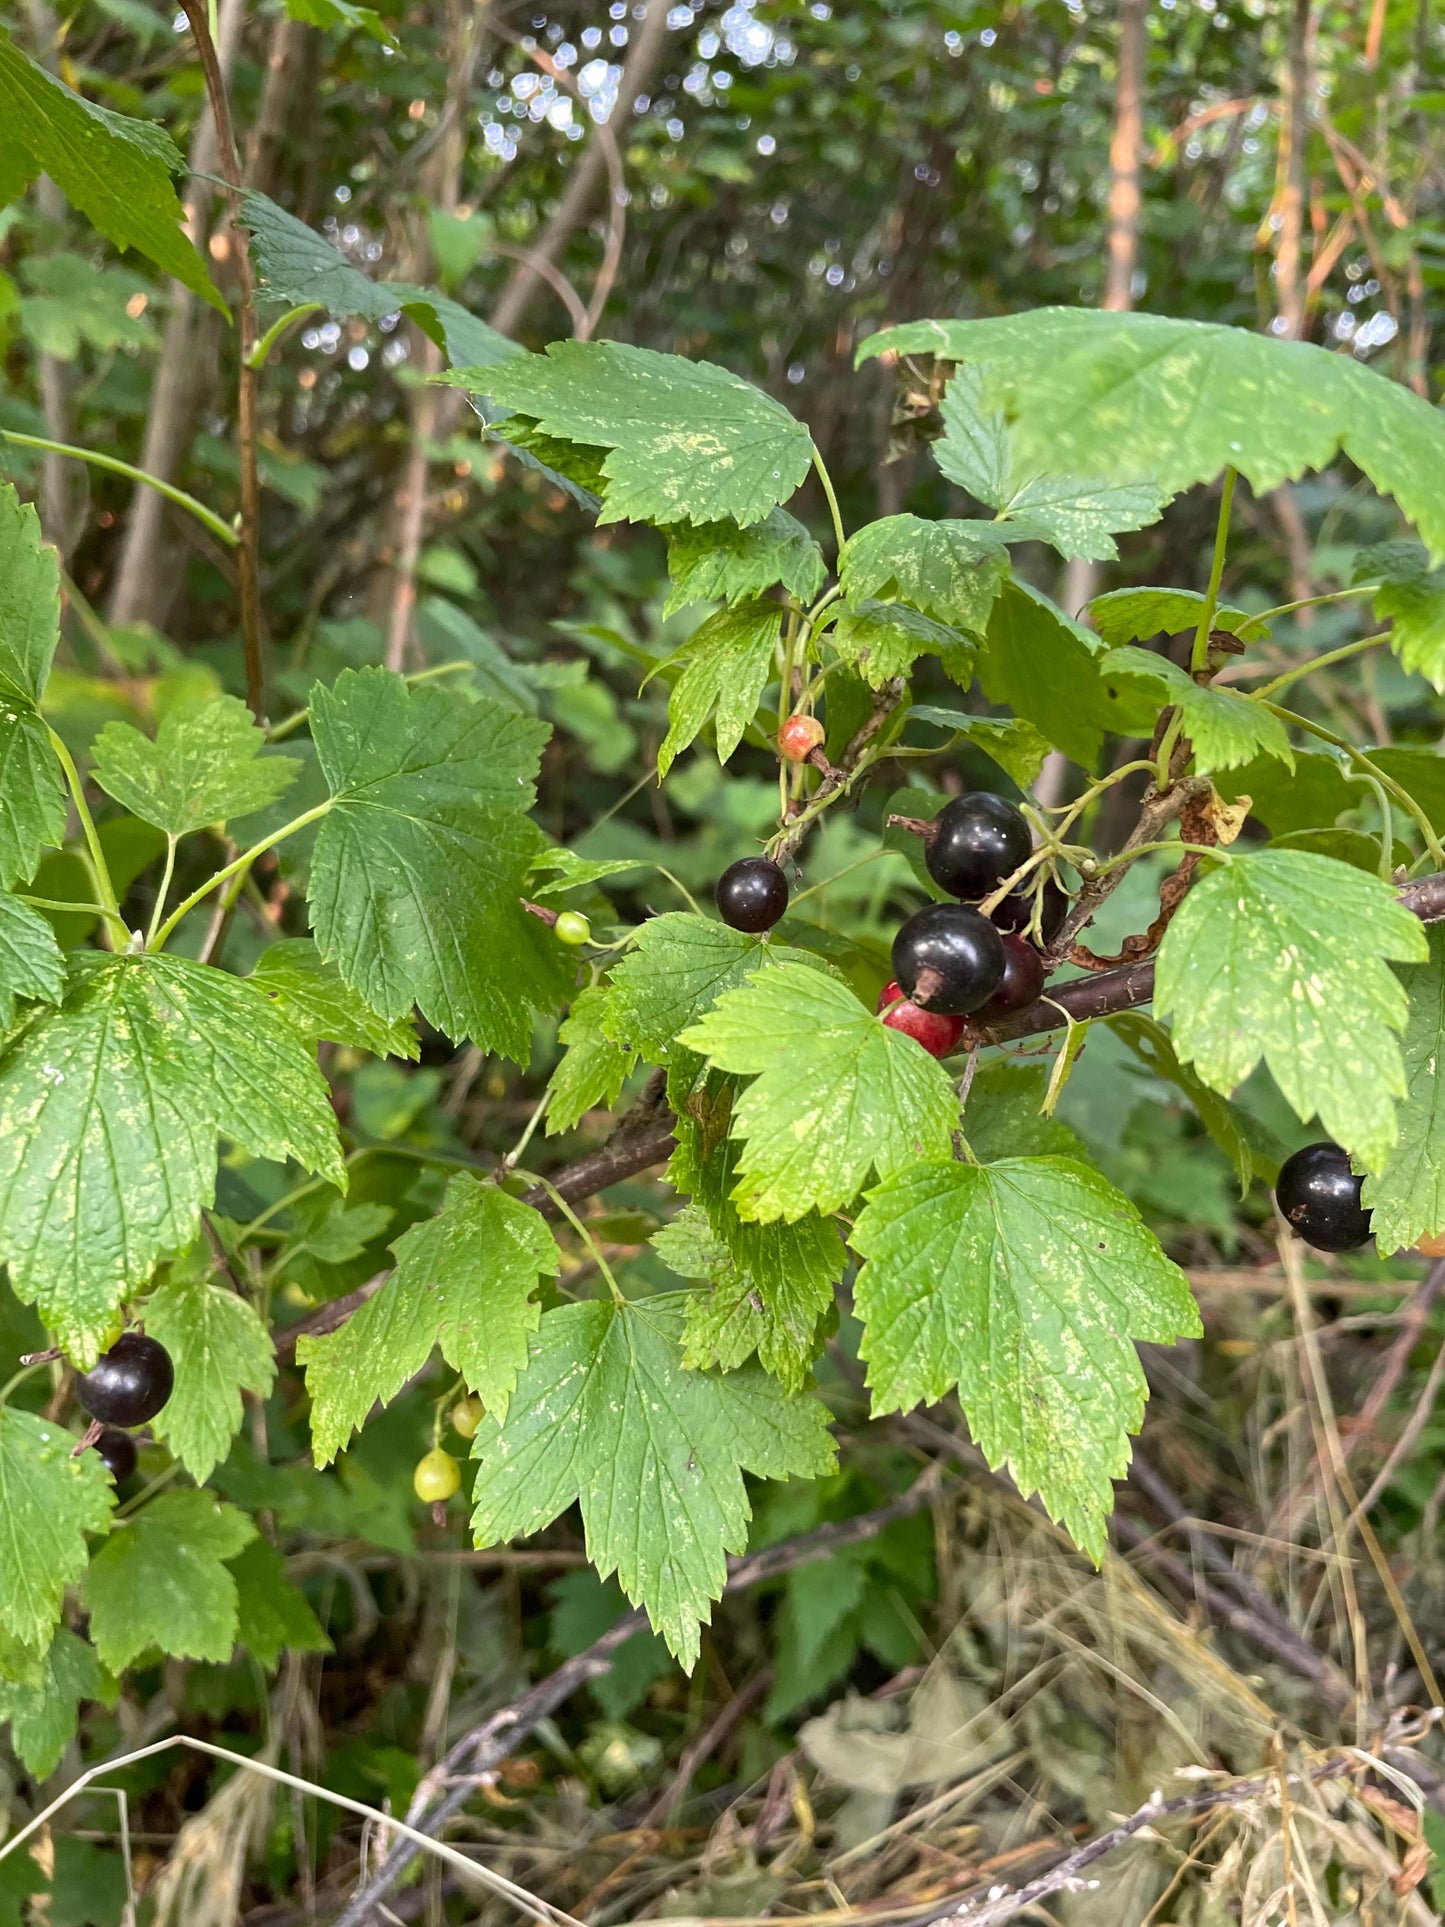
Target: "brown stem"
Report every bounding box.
[1044,772,1209,968]
[327,1471,944,1927]
[178,0,265,722]
[1102,0,1146,314]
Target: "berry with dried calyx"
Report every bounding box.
[891,903,1005,1015]
[413,1448,462,1504]
[715,856,789,933]
[779,713,826,762]
[93,1428,138,1485]
[978,934,1047,1021]
[924,793,1033,902]
[76,1333,174,1428]
[876,979,965,1059]
[554,910,591,946]
[1275,1142,1372,1252]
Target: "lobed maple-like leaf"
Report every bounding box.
[91,695,300,836]
[82,1489,255,1672]
[0,1408,113,1661]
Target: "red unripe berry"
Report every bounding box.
[876,979,965,1059]
[779,713,825,762]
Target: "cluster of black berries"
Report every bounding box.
[76,1332,174,1484]
[713,793,1061,1062]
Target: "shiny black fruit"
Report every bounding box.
[925,793,1032,901]
[891,903,1005,1015]
[978,934,1047,1021]
[76,1333,174,1428]
[1275,1141,1372,1252]
[992,877,1069,947]
[715,857,789,933]
[93,1428,138,1484]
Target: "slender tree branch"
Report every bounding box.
[327,1471,944,1927]
[179,0,266,721]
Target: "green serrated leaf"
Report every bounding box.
[82,1489,254,1672]
[0,36,221,309]
[468,1293,837,1666]
[656,600,782,777]
[1102,647,1293,774]
[0,1629,102,1780]
[838,515,1007,629]
[299,1177,558,1461]
[0,953,345,1363]
[1350,541,1445,689]
[832,600,976,688]
[91,695,300,836]
[679,960,958,1220]
[1086,587,1266,646]
[665,509,826,615]
[1155,850,1427,1173]
[1363,926,1445,1253]
[546,985,638,1135]
[18,254,155,361]
[249,938,418,1059]
[307,667,571,1059]
[931,365,1011,504]
[860,311,1445,561]
[0,890,64,1030]
[905,710,1051,789]
[603,912,805,1063]
[143,1272,276,1484]
[0,483,66,888]
[228,1537,332,1670]
[0,1407,113,1656]
[469,341,814,530]
[977,579,1154,766]
[852,1155,1199,1560]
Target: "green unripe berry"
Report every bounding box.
[413,1447,461,1503]
[554,910,591,946]
[451,1393,485,1440]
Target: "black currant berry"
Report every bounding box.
[76,1332,174,1428]
[978,933,1047,1021]
[924,793,1032,901]
[1275,1141,1372,1252]
[992,877,1069,947]
[891,903,1005,1015]
[93,1428,138,1484]
[715,856,789,933]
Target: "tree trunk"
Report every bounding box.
[106,0,248,627]
[23,0,79,557]
[488,0,672,340]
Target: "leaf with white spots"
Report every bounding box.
[838,515,1007,630]
[1155,850,1427,1174]
[307,666,573,1058]
[249,938,419,1059]
[0,1407,113,1660]
[298,1177,558,1461]
[467,1293,837,1667]
[832,601,976,688]
[860,310,1445,561]
[1086,586,1266,646]
[852,1156,1199,1560]
[466,340,815,529]
[0,483,66,888]
[603,913,817,1064]
[1363,925,1445,1253]
[656,600,782,777]
[546,985,638,1135]
[0,952,345,1363]
[678,960,959,1220]
[90,694,300,836]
